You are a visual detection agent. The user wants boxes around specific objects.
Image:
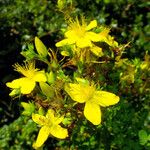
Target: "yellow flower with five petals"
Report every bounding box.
[6,61,47,95]
[65,79,119,125]
[56,17,101,48]
[32,109,68,149]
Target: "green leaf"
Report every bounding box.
[35,36,48,57]
[38,107,45,116]
[21,102,35,116]
[39,82,55,98]
[138,130,148,145]
[47,71,56,84]
[148,134,150,141]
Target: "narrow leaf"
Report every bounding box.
[35,37,48,57]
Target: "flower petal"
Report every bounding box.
[86,32,101,42]
[65,83,88,103]
[54,116,64,125]
[56,39,75,47]
[6,78,24,89]
[76,37,92,48]
[84,101,101,125]
[20,78,35,94]
[46,109,64,125]
[86,20,97,31]
[7,78,35,94]
[33,126,51,149]
[46,109,55,120]
[93,91,120,107]
[50,125,68,139]
[33,71,47,82]
[32,113,47,126]
[65,30,76,38]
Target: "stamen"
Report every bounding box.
[13,61,38,77]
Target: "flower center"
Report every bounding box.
[84,84,96,102]
[69,18,87,38]
[74,26,86,38]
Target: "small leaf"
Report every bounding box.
[91,46,103,57]
[138,130,148,145]
[57,0,66,10]
[75,77,89,85]
[21,102,35,116]
[47,71,56,84]
[39,82,55,98]
[35,37,48,57]
[147,134,150,141]
[38,107,45,115]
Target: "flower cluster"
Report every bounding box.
[6,17,120,149]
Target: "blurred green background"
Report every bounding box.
[0,0,149,149]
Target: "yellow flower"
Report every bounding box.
[6,61,46,95]
[65,79,119,125]
[56,17,101,48]
[32,109,68,149]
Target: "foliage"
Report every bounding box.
[0,116,37,149]
[0,0,150,150]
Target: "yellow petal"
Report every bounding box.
[33,71,47,82]
[7,78,35,94]
[32,113,47,126]
[54,116,64,125]
[33,126,51,149]
[84,101,101,125]
[65,30,76,38]
[19,78,35,94]
[50,125,68,139]
[6,78,23,89]
[100,28,110,35]
[56,39,75,47]
[98,28,110,41]
[76,37,92,48]
[46,109,64,125]
[86,20,97,31]
[65,83,87,103]
[86,32,102,42]
[93,91,120,107]
[46,109,55,120]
